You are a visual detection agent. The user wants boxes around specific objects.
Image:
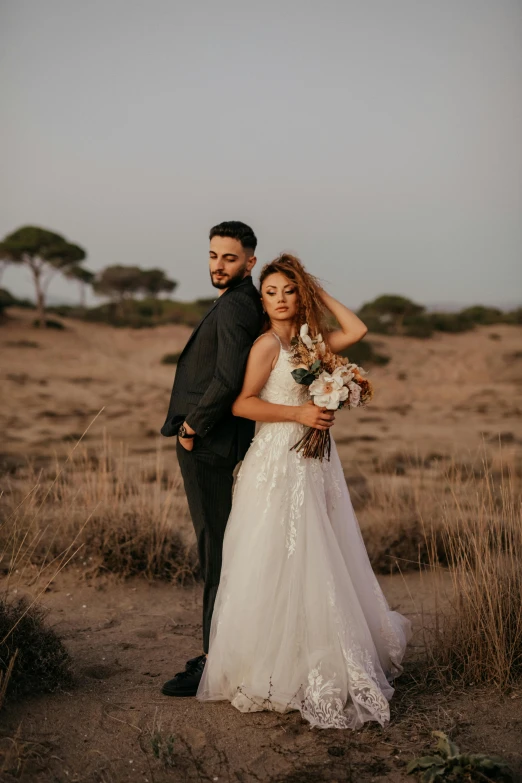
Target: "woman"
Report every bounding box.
[196,254,411,729]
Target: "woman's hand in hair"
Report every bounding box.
[318,288,368,353]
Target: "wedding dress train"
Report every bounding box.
[196,334,411,729]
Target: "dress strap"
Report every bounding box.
[253,331,283,348]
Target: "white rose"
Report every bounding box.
[309,372,348,409]
[300,323,313,350]
[332,365,354,384]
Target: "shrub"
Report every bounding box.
[46,304,79,317]
[407,731,513,783]
[358,295,425,335]
[504,307,522,325]
[428,311,475,333]
[459,305,505,325]
[403,314,434,338]
[339,340,390,366]
[0,291,35,312]
[355,309,391,335]
[161,352,182,365]
[11,296,35,309]
[0,595,72,703]
[32,317,65,330]
[81,298,207,328]
[0,288,16,317]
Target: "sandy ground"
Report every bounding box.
[1,309,522,781]
[2,308,521,471]
[2,570,522,783]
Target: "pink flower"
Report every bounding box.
[348,381,361,408]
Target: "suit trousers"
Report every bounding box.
[176,436,238,654]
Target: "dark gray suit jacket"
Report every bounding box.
[160,276,263,460]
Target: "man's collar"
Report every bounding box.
[220,275,255,297]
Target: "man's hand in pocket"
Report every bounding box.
[178,421,196,451]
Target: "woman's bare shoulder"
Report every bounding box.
[250,332,279,361]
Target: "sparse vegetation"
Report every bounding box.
[31,317,65,330]
[340,339,390,366]
[423,461,522,690]
[0,440,198,583]
[0,595,72,703]
[0,299,521,779]
[407,731,513,782]
[82,296,208,328]
[161,351,183,365]
[356,295,521,339]
[0,288,16,319]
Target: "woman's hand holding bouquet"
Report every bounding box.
[289,324,374,460]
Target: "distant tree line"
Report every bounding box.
[1,224,521,333]
[0,225,178,327]
[356,294,522,337]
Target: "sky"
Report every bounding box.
[1,0,521,309]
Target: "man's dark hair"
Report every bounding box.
[209,221,257,253]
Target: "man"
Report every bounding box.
[160,221,263,697]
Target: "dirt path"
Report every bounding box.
[1,572,521,783]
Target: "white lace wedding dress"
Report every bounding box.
[196,333,411,729]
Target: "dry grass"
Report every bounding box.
[2,434,521,690]
[352,447,522,689]
[357,448,520,572]
[423,458,522,689]
[0,435,197,584]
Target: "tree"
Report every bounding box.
[358,294,425,334]
[65,265,95,308]
[92,265,144,319]
[138,268,177,299]
[0,226,86,327]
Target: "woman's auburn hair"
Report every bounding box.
[258,253,328,338]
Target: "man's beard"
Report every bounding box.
[210,267,248,290]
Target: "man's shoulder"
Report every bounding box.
[219,281,261,316]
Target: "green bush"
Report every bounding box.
[14,297,36,309]
[32,317,65,330]
[340,340,390,366]
[161,352,183,365]
[403,314,434,338]
[429,311,475,333]
[0,288,16,317]
[47,304,79,317]
[459,305,505,325]
[81,298,208,328]
[355,308,392,335]
[504,307,522,325]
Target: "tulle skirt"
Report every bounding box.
[196,421,411,729]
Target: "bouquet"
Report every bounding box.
[289,324,374,460]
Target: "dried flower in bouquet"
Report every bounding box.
[289,324,374,460]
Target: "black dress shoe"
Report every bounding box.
[161,655,206,697]
[184,653,206,669]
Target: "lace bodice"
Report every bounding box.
[258,333,309,407]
